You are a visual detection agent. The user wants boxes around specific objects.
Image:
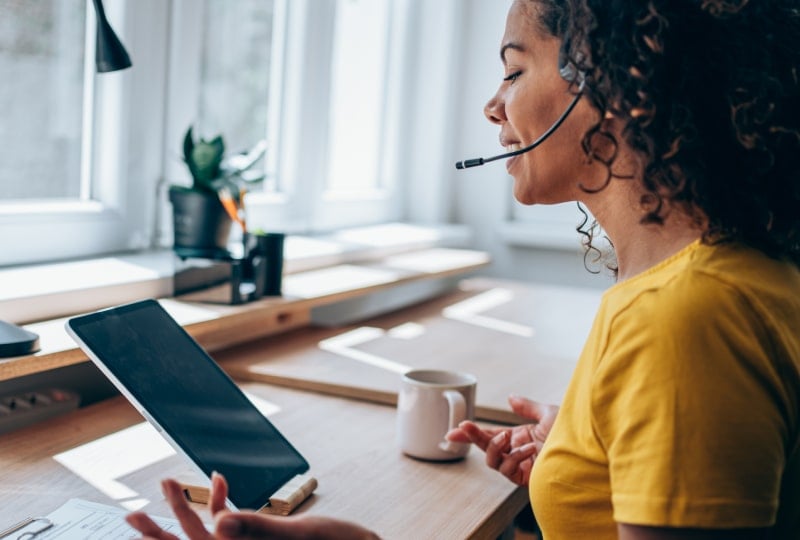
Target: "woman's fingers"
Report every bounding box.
[508,396,553,422]
[497,442,538,485]
[448,419,539,485]
[126,512,182,540]
[215,513,379,540]
[446,421,504,451]
[509,425,535,448]
[209,472,228,516]
[484,431,511,470]
[161,479,213,540]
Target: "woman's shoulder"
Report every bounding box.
[595,241,800,384]
[607,240,800,329]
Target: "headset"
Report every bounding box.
[455,37,586,170]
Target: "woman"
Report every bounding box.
[129,0,800,538]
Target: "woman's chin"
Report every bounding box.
[512,183,537,206]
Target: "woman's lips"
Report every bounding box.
[500,140,523,174]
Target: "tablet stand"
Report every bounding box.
[176,473,317,516]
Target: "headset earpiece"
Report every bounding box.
[558,35,586,88]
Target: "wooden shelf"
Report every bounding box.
[0,248,490,383]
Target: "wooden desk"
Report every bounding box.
[220,278,602,424]
[0,382,528,540]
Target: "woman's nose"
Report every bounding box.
[484,92,506,125]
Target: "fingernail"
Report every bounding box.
[217,516,243,536]
[493,431,508,443]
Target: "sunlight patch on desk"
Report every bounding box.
[320,326,384,348]
[387,322,426,340]
[54,422,175,511]
[319,327,410,373]
[243,391,282,417]
[442,288,535,338]
[283,265,400,298]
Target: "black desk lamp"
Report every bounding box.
[92,0,132,73]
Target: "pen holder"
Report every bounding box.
[173,233,283,305]
[245,232,284,297]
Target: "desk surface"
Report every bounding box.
[220,277,602,424]
[0,382,528,540]
[0,277,603,538]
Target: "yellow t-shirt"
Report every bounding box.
[530,240,800,539]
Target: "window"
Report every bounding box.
[309,0,404,230]
[0,0,96,268]
[196,1,276,159]
[0,0,85,201]
[0,0,168,267]
[163,0,407,238]
[326,0,392,194]
[1,0,413,268]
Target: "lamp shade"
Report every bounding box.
[92,0,132,73]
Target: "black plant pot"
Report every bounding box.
[168,188,232,258]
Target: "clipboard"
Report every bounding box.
[0,516,52,539]
[0,499,191,539]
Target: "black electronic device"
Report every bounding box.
[65,299,309,511]
[0,321,40,358]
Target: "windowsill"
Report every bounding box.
[0,223,489,383]
[0,222,472,325]
[499,221,584,251]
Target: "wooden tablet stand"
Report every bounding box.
[176,473,317,516]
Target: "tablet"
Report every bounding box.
[66,299,309,511]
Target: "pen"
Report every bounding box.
[217,187,246,232]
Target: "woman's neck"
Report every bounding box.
[585,182,704,282]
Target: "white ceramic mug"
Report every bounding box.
[396,369,477,461]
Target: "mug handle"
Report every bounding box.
[438,389,467,453]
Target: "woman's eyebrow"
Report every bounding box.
[500,42,525,64]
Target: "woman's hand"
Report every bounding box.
[446,395,558,486]
[126,473,379,540]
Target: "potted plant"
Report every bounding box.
[168,126,267,258]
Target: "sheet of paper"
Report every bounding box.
[11,498,203,539]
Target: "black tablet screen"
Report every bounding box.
[67,299,309,510]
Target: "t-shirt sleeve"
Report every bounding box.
[591,271,788,528]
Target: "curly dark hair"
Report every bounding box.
[530,0,800,268]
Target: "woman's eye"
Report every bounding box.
[503,71,522,83]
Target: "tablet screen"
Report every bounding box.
[67,299,309,510]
